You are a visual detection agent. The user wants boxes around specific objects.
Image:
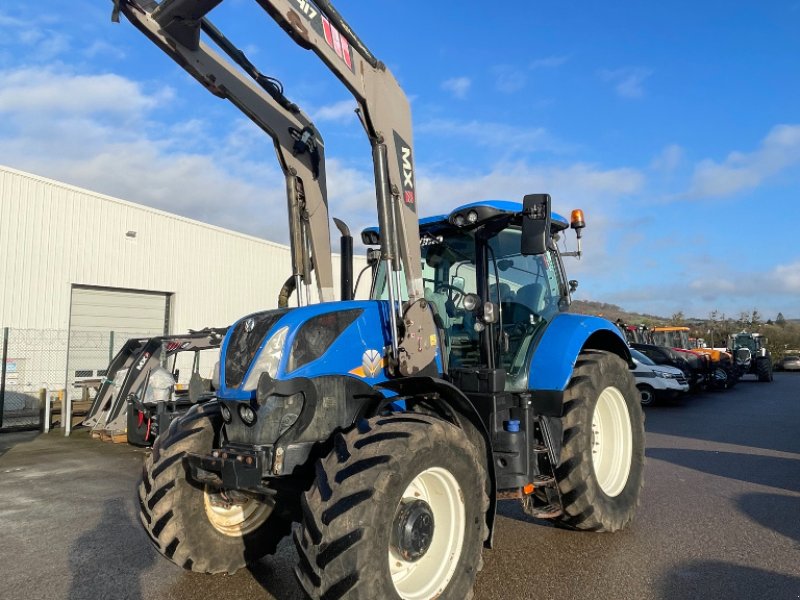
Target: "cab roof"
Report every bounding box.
[361,199,569,242]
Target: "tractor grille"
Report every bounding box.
[225,310,287,388]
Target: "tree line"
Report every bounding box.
[671,310,799,360]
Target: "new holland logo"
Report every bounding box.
[244,318,255,333]
[361,349,383,378]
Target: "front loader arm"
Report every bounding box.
[256,0,435,376]
[114,0,335,303]
[117,0,435,375]
[256,0,425,302]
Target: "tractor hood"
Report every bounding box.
[217,301,402,400]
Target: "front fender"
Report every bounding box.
[529,313,632,395]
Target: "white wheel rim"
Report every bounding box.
[203,491,272,537]
[389,467,465,600]
[591,386,633,497]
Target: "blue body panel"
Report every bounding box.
[527,313,628,392]
[218,301,441,401]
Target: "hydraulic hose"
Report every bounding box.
[278,274,297,308]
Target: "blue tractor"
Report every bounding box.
[118,1,644,598]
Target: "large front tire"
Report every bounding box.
[138,402,291,574]
[555,350,645,531]
[294,415,489,600]
[756,358,773,382]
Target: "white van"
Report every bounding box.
[630,348,690,405]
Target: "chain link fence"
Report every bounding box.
[0,328,137,432]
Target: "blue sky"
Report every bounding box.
[1,1,799,318]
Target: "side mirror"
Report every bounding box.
[521,193,551,256]
[451,275,465,291]
[569,280,579,293]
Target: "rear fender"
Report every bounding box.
[376,377,498,549]
[528,314,632,415]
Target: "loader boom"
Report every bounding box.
[114,0,335,304]
[115,0,434,373]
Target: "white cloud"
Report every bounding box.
[605,257,800,318]
[530,56,569,69]
[0,68,170,115]
[773,261,800,292]
[0,12,26,27]
[441,76,471,99]
[312,99,357,123]
[689,124,800,197]
[651,144,684,172]
[0,67,291,241]
[417,118,566,155]
[82,39,127,60]
[493,65,527,94]
[0,10,70,61]
[417,162,643,214]
[599,67,652,99]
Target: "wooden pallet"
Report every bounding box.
[96,430,128,444]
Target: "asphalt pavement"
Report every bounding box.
[1,373,798,600]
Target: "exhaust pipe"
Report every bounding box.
[334,218,353,301]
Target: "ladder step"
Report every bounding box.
[524,503,563,519]
[532,474,556,487]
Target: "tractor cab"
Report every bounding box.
[364,198,581,391]
[652,327,691,349]
[728,332,773,381]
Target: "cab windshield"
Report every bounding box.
[372,226,566,383]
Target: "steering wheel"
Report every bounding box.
[434,283,464,308]
[502,302,540,336]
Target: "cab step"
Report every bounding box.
[531,473,556,488]
[523,502,563,519]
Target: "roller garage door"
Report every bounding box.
[67,286,171,382]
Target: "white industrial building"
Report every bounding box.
[0,164,363,403]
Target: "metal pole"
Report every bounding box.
[44,390,51,434]
[39,388,47,433]
[0,327,8,429]
[109,331,115,363]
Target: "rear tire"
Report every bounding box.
[294,414,489,600]
[757,358,773,382]
[637,384,657,406]
[555,350,645,532]
[138,402,291,574]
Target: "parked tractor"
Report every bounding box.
[113,1,644,598]
[652,326,736,389]
[728,332,773,382]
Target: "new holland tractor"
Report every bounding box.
[114,1,644,598]
[729,332,773,382]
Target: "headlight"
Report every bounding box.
[242,326,289,390]
[654,371,668,378]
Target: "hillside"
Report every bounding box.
[569,299,800,360]
[569,300,664,325]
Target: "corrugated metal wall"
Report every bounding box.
[0,165,366,333]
